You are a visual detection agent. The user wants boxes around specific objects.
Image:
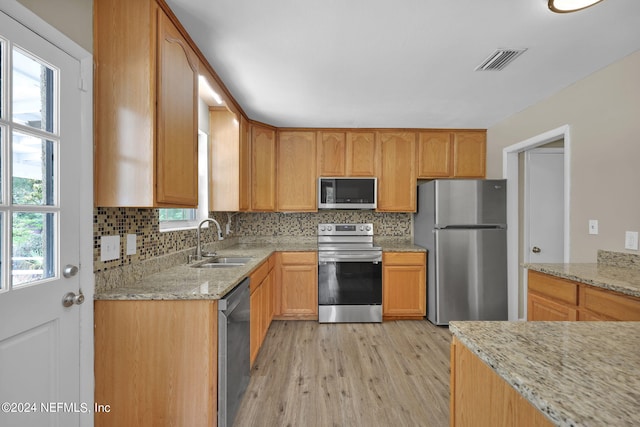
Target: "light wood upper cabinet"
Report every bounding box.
[277,131,317,212]
[209,107,242,211]
[417,130,486,179]
[251,124,277,211]
[376,132,417,212]
[318,131,346,176]
[382,252,426,319]
[239,116,252,211]
[318,131,377,177]
[453,131,486,178]
[417,131,452,178]
[94,0,198,207]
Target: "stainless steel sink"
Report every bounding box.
[213,257,253,264]
[191,256,252,268]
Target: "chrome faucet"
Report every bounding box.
[195,218,224,260]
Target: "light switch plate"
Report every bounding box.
[625,231,639,250]
[126,234,137,255]
[588,220,598,235]
[100,235,120,261]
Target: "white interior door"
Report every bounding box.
[0,10,82,427]
[525,148,565,263]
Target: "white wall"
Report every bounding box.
[17,0,92,52]
[487,50,640,262]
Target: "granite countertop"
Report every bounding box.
[525,262,640,298]
[450,321,640,427]
[94,239,425,301]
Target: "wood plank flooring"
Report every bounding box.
[234,320,452,427]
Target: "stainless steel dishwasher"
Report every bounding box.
[218,278,250,427]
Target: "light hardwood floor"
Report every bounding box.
[234,320,452,427]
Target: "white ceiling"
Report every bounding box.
[167,0,640,129]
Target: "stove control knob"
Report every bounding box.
[360,225,365,231]
[320,226,326,232]
[366,225,372,231]
[327,226,332,231]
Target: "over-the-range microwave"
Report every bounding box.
[318,177,377,210]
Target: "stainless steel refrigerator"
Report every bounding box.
[414,179,508,325]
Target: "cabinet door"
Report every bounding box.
[382,253,426,318]
[239,116,252,211]
[318,131,346,176]
[251,124,276,211]
[579,285,640,321]
[527,293,577,321]
[453,131,486,178]
[94,0,156,207]
[417,131,452,178]
[277,131,317,211]
[347,131,377,176]
[250,284,263,366]
[209,107,240,211]
[377,132,417,212]
[156,10,199,206]
[276,252,318,319]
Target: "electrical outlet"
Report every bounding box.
[100,235,120,261]
[126,234,137,255]
[625,231,639,250]
[588,220,598,235]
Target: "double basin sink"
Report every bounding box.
[191,256,253,269]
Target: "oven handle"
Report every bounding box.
[318,255,382,264]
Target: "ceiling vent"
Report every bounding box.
[475,48,527,71]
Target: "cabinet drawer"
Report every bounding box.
[580,286,640,321]
[383,252,426,266]
[528,271,578,305]
[250,260,269,293]
[280,252,317,265]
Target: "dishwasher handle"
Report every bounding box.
[218,278,250,313]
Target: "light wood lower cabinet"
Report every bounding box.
[527,270,640,321]
[450,337,552,427]
[382,252,426,319]
[274,252,318,319]
[250,255,275,366]
[94,300,217,427]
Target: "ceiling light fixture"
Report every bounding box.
[548,0,605,13]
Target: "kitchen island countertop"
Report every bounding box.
[450,320,640,427]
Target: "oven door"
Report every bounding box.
[318,258,382,322]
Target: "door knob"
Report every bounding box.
[62,291,85,307]
[532,246,541,253]
[63,264,79,278]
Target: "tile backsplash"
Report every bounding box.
[93,208,412,273]
[234,211,411,237]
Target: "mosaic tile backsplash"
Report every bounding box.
[93,208,412,273]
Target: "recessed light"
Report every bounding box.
[548,0,605,13]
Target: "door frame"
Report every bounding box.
[1,2,94,425]
[502,125,571,321]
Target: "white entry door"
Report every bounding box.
[0,10,82,427]
[525,148,565,263]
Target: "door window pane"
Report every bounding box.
[12,212,55,286]
[12,131,54,206]
[12,47,55,133]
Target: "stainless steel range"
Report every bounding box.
[317,223,382,323]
